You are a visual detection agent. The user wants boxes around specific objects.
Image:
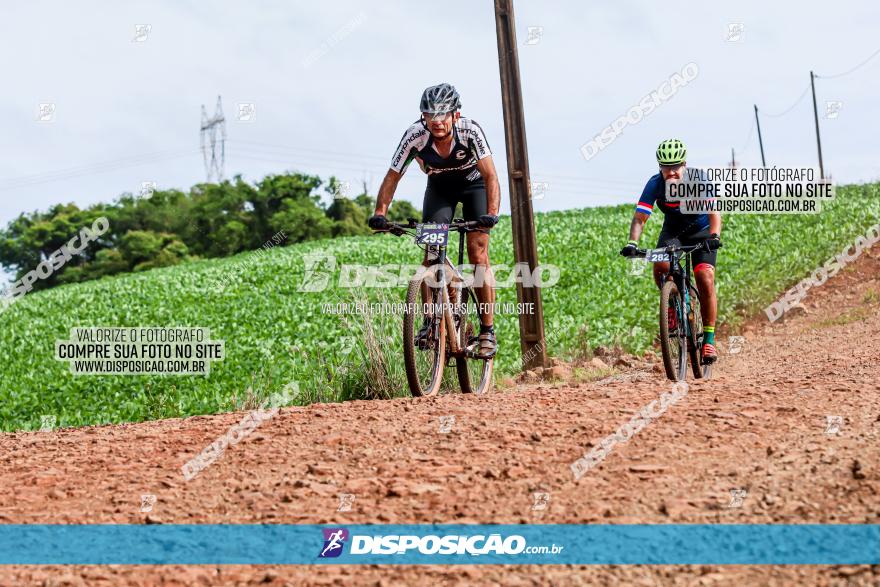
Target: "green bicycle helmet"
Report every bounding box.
[656,139,687,165]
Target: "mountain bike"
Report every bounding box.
[376,218,493,396]
[631,240,719,381]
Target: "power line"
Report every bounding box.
[231,140,642,189]
[815,46,880,79]
[0,149,199,192]
[525,171,642,188]
[0,143,637,199]
[738,116,756,153]
[749,47,879,176]
[763,84,811,118]
[230,150,388,177]
[229,143,644,193]
[231,139,388,164]
[228,144,387,170]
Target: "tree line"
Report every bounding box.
[0,173,419,291]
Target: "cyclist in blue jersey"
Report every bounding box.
[620,139,722,363]
[368,83,501,359]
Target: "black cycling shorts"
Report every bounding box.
[656,227,717,270]
[422,179,488,223]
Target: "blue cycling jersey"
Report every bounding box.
[635,173,710,235]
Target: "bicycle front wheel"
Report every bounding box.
[687,283,704,380]
[403,276,446,397]
[455,286,493,394]
[659,280,688,381]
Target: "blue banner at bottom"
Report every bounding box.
[0,524,877,565]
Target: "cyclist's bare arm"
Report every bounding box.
[374,168,402,216]
[477,156,500,216]
[709,211,721,236]
[628,211,650,242]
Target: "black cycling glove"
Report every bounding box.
[706,233,722,251]
[477,214,499,228]
[368,214,389,230]
[620,241,639,257]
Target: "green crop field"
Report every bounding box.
[1,183,877,431]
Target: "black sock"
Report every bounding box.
[480,324,494,335]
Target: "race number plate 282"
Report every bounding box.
[646,249,670,262]
[415,223,449,245]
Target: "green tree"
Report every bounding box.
[118,230,190,272]
[269,198,333,243]
[387,199,420,222]
[326,198,370,237]
[0,170,416,291]
[0,203,114,290]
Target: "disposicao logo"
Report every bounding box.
[316,529,563,559]
[318,528,349,558]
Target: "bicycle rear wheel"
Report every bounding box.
[659,280,688,381]
[403,276,446,397]
[687,283,704,379]
[455,286,493,394]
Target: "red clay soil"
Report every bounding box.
[1,250,879,586]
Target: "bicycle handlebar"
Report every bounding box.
[375,218,484,235]
[632,240,720,258]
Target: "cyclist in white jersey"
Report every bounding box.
[369,83,501,358]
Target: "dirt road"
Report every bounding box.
[2,251,879,586]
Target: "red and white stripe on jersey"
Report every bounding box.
[635,202,653,215]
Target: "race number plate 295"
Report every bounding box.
[415,223,449,245]
[646,249,671,262]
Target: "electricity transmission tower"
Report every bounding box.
[200,96,226,182]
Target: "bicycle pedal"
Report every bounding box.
[466,348,495,360]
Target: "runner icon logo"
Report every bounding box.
[825,415,843,435]
[727,335,746,355]
[438,415,455,433]
[726,488,748,508]
[140,494,157,513]
[319,528,349,558]
[337,493,355,512]
[531,492,550,511]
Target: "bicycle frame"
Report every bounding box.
[665,247,695,341]
[380,217,494,395]
[432,224,481,358]
[629,238,719,381]
[386,218,484,359]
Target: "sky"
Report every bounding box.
[2,0,878,228]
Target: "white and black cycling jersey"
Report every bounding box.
[389,117,492,183]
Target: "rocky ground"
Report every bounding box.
[1,250,879,585]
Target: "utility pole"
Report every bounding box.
[729,147,737,169]
[809,71,825,179]
[200,96,226,182]
[753,104,766,167]
[493,0,546,370]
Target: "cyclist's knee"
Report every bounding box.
[467,243,489,265]
[467,230,488,248]
[694,263,715,286]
